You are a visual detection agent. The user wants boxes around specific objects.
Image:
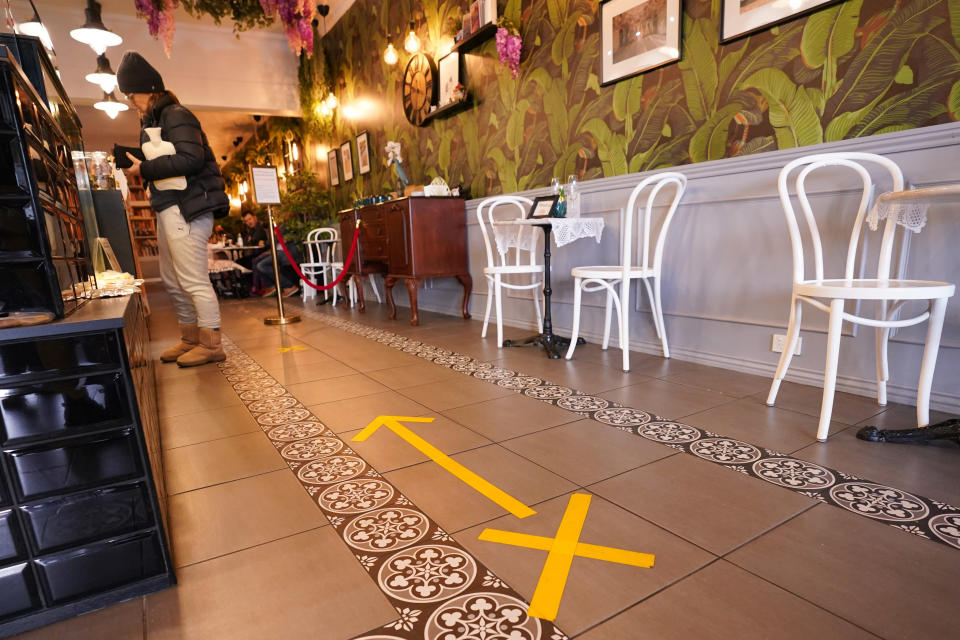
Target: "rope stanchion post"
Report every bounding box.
[263,206,301,326]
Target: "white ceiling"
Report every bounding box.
[9,0,356,160]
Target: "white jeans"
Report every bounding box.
[157,205,221,328]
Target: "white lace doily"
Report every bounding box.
[867,197,927,233]
[551,217,605,247]
[493,218,604,255]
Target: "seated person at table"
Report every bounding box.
[239,210,267,260]
[254,224,300,298]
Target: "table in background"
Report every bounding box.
[492,217,604,358]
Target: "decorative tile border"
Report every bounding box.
[216,338,569,640]
[298,309,960,553]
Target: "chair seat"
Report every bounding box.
[796,279,955,300]
[483,265,544,276]
[571,265,656,279]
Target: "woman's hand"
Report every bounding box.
[123,153,143,178]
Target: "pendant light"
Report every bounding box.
[403,20,420,54]
[94,91,128,119]
[70,0,122,55]
[383,37,398,65]
[85,54,117,93]
[19,1,54,51]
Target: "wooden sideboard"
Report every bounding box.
[338,197,471,325]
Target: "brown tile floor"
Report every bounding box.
[16,293,960,639]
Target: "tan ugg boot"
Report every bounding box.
[160,323,199,363]
[176,327,227,367]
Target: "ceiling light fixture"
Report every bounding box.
[383,36,398,65]
[19,0,54,51]
[85,54,117,93]
[70,0,122,55]
[94,90,127,119]
[403,20,420,54]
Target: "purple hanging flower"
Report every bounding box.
[134,0,178,57]
[495,18,522,79]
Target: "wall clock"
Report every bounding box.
[402,52,437,126]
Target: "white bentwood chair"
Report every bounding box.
[300,227,340,304]
[767,152,954,441]
[565,172,687,371]
[476,196,544,347]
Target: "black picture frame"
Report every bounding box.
[356,131,371,175]
[528,195,559,219]
[340,140,354,182]
[721,0,844,43]
[600,0,682,86]
[327,148,339,187]
[438,51,461,107]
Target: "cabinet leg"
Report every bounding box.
[456,274,472,319]
[385,276,398,320]
[405,278,422,326]
[355,274,367,312]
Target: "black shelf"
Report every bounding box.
[421,97,472,126]
[453,22,496,53]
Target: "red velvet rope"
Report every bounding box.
[272,223,359,291]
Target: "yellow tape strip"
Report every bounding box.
[527,493,591,620]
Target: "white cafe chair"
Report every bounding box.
[767,152,954,441]
[300,227,339,304]
[565,172,687,371]
[476,196,544,347]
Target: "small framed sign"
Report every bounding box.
[340,141,354,182]
[327,149,340,186]
[250,165,281,204]
[528,195,559,219]
[356,131,371,175]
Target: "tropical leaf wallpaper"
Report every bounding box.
[306,0,960,208]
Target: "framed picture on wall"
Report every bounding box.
[327,149,339,187]
[356,131,371,175]
[438,52,460,106]
[721,0,843,42]
[600,0,682,86]
[340,141,354,181]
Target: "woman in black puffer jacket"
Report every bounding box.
[117,51,229,367]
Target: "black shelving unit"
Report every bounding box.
[452,22,496,54]
[0,45,92,319]
[0,295,175,638]
[421,96,473,126]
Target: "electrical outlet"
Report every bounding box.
[771,334,802,355]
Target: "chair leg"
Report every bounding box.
[619,286,630,372]
[532,277,544,333]
[652,277,669,359]
[641,279,661,338]
[370,274,383,303]
[767,297,803,406]
[566,279,584,360]
[817,299,845,442]
[917,297,948,427]
[601,289,613,350]
[481,277,493,338]
[875,300,890,406]
[494,274,504,348]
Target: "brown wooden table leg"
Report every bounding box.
[404,277,422,325]
[354,274,367,312]
[385,276,398,320]
[456,273,472,319]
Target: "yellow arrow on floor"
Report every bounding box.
[352,415,536,519]
[277,345,308,353]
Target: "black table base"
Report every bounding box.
[856,418,960,445]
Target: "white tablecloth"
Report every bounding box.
[492,217,605,256]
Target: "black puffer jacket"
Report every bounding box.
[139,94,229,222]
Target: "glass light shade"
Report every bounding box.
[70,1,122,55]
[404,21,420,54]
[85,54,117,93]
[384,42,398,65]
[324,92,338,109]
[291,142,299,161]
[20,20,54,51]
[94,91,127,119]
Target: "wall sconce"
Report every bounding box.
[325,92,339,110]
[403,20,421,54]
[291,141,299,161]
[93,90,127,119]
[85,54,117,93]
[70,0,123,55]
[383,36,398,65]
[19,0,54,51]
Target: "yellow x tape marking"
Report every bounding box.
[277,345,308,353]
[478,493,654,621]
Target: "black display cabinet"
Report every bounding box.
[0,294,174,638]
[0,44,92,319]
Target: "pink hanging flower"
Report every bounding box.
[263,0,316,57]
[134,0,178,57]
[495,18,522,79]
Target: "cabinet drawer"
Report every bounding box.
[8,429,142,500]
[35,531,164,603]
[20,483,152,554]
[1,373,128,444]
[0,562,40,620]
[0,509,23,563]
[363,239,387,260]
[360,209,385,223]
[0,332,119,380]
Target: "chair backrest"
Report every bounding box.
[303,226,339,264]
[622,172,687,278]
[475,195,539,269]
[778,152,904,285]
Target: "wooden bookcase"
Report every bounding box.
[124,177,157,259]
